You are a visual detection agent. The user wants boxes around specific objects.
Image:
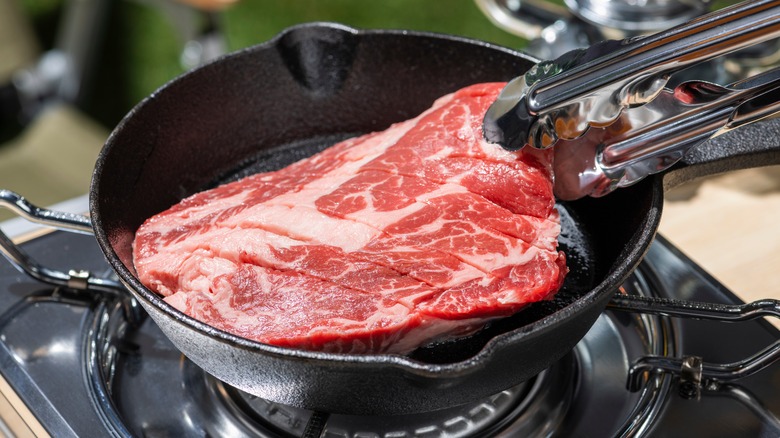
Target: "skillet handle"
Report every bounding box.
[662,115,780,191]
[0,190,142,325]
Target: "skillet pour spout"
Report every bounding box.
[1,22,779,416]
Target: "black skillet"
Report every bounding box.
[29,23,780,415]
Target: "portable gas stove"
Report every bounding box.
[0,203,778,437]
[1,1,779,436]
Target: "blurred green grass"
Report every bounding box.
[16,0,744,130]
[21,0,527,129]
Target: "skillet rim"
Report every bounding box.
[90,22,663,378]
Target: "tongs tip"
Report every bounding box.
[483,77,536,151]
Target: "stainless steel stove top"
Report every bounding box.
[0,228,777,437]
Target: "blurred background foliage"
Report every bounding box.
[16,0,528,130]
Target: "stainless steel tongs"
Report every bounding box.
[483,0,780,200]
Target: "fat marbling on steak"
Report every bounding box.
[132,83,567,354]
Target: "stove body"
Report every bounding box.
[0,229,777,437]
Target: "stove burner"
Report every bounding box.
[205,368,555,437]
[87,264,671,437]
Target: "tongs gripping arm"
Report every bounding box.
[552,66,780,200]
[484,0,780,151]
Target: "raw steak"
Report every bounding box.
[132,82,567,354]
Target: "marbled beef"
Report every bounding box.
[132,83,566,354]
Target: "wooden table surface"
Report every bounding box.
[658,166,780,318]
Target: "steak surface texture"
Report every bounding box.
[132,83,567,354]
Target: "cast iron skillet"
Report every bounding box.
[88,23,780,415]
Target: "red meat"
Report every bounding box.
[132,83,566,354]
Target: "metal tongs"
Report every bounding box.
[483,0,780,200]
